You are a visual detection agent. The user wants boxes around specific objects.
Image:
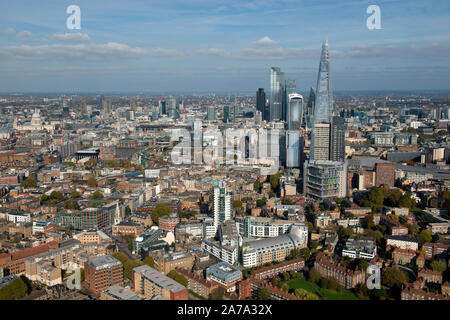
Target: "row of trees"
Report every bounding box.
[112,252,154,281]
[0,278,29,300]
[358,187,417,212]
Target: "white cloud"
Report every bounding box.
[0,42,183,60]
[52,33,91,42]
[251,36,278,47]
[196,48,230,57]
[5,28,15,35]
[17,30,32,39]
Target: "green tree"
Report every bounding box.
[430,259,447,272]
[256,197,267,208]
[71,190,81,198]
[64,200,79,210]
[49,191,63,201]
[253,180,262,192]
[269,173,280,190]
[20,177,36,189]
[87,176,98,187]
[150,204,171,224]
[167,270,188,287]
[0,278,28,300]
[294,288,319,300]
[271,278,279,287]
[308,268,321,284]
[92,191,104,199]
[299,247,311,260]
[281,283,289,292]
[142,256,155,268]
[208,287,225,300]
[382,267,407,288]
[233,200,243,209]
[418,229,432,244]
[282,272,290,281]
[257,288,272,300]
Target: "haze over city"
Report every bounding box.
[1,0,450,92]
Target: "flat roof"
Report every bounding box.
[133,265,186,293]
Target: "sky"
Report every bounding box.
[0,0,450,93]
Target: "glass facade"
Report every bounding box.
[269,67,284,122]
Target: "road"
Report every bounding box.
[398,265,416,282]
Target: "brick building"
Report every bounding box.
[401,287,450,300]
[158,214,180,233]
[418,269,443,284]
[238,278,300,300]
[250,258,305,280]
[176,267,218,298]
[375,163,395,188]
[314,252,365,289]
[84,255,123,295]
[112,221,145,237]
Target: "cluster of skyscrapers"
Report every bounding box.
[257,39,347,201]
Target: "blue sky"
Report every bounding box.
[1,0,450,92]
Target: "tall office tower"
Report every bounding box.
[103,99,111,118]
[330,116,345,162]
[130,99,136,111]
[223,105,235,123]
[375,163,395,188]
[212,181,233,233]
[81,100,87,115]
[256,88,266,114]
[207,106,216,121]
[311,123,330,161]
[310,40,333,161]
[313,39,333,124]
[287,93,304,130]
[167,96,179,119]
[283,80,297,122]
[286,130,300,168]
[306,87,316,129]
[269,67,284,122]
[98,94,104,110]
[159,99,167,116]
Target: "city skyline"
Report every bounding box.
[1,0,450,92]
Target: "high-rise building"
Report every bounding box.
[103,99,111,118]
[284,80,297,122]
[159,99,167,116]
[207,106,216,121]
[269,67,284,122]
[313,39,333,124]
[223,105,235,123]
[287,93,304,130]
[310,40,334,161]
[256,88,266,114]
[330,116,345,162]
[212,181,233,233]
[286,130,300,168]
[311,123,330,161]
[306,87,316,129]
[81,100,87,116]
[303,160,347,200]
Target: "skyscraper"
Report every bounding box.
[284,80,297,122]
[212,181,233,233]
[311,123,330,161]
[206,106,216,121]
[159,99,167,116]
[310,40,334,161]
[256,88,266,114]
[306,87,316,129]
[313,39,333,124]
[330,116,345,162]
[223,105,235,123]
[269,67,284,122]
[286,130,300,168]
[287,93,304,130]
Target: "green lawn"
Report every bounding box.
[282,277,367,300]
[283,278,318,294]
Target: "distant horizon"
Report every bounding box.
[1,89,450,97]
[1,1,450,92]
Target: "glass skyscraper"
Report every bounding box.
[287,93,304,130]
[269,67,284,122]
[313,39,333,124]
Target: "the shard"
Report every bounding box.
[313,39,333,124]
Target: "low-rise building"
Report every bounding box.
[342,238,377,260]
[133,265,188,300]
[205,262,242,293]
[386,235,419,251]
[100,285,139,300]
